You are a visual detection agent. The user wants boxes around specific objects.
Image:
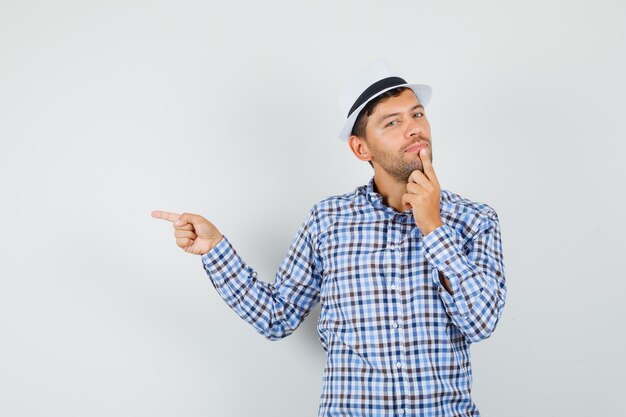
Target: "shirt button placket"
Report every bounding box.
[395,228,411,412]
[386,221,408,410]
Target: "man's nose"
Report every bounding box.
[405,117,422,138]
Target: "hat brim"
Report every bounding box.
[339,84,432,141]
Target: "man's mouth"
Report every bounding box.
[404,142,427,153]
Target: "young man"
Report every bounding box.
[152,60,507,417]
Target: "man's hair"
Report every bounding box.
[350,86,412,168]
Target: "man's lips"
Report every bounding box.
[404,142,427,153]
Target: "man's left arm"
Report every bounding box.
[422,211,507,343]
[403,147,507,343]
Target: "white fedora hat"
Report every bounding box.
[338,59,432,141]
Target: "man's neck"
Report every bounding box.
[372,171,410,214]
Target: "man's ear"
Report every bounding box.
[348,135,372,163]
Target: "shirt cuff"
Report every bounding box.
[422,223,471,287]
[200,235,246,282]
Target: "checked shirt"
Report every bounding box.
[200,175,507,417]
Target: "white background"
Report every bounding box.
[1,1,624,416]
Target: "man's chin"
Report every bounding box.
[399,168,421,183]
[408,163,424,176]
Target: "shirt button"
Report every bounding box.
[400,409,405,415]
[391,283,396,290]
[396,361,402,369]
[388,243,395,250]
[392,321,399,329]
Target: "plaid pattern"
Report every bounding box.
[201,176,507,417]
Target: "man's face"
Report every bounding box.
[360,89,432,183]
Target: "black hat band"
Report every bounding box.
[347,76,407,118]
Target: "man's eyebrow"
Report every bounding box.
[378,104,424,123]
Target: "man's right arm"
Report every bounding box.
[200,207,324,341]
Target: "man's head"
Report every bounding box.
[338,60,432,182]
[347,87,432,183]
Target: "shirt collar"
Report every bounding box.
[359,175,415,219]
[364,175,382,204]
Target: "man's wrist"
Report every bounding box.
[421,220,444,236]
[202,235,225,255]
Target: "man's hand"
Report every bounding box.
[401,146,444,236]
[402,148,452,293]
[151,210,224,255]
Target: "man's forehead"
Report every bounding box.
[378,90,421,108]
[374,90,423,121]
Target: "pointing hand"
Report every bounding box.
[151,210,224,255]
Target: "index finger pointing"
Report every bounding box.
[151,210,182,223]
[419,147,440,187]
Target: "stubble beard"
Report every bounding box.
[373,146,433,184]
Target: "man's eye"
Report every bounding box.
[386,120,398,127]
[414,112,424,118]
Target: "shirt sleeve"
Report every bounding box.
[200,207,323,341]
[422,209,507,343]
